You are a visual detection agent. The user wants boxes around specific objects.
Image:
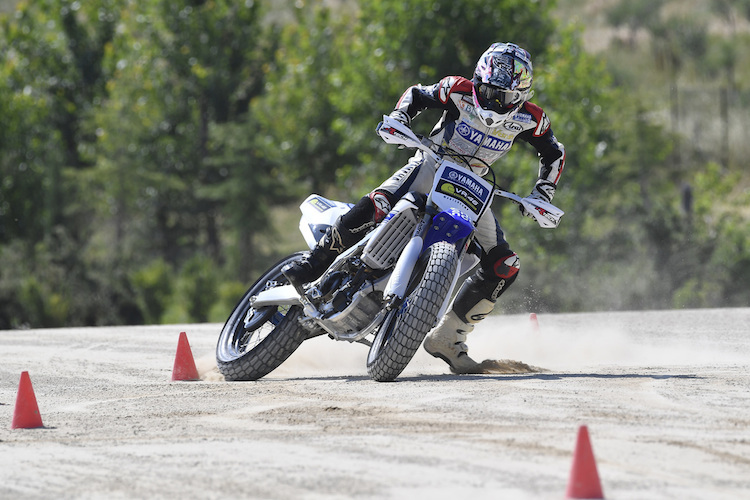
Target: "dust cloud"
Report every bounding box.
[469,309,749,371]
[194,309,749,381]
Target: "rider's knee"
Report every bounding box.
[337,190,397,245]
[453,248,520,323]
[368,190,396,223]
[488,247,520,282]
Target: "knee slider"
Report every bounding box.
[368,190,395,223]
[453,253,520,324]
[491,250,520,280]
[338,191,394,244]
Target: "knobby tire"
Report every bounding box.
[366,241,458,382]
[216,253,308,381]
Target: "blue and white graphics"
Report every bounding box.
[455,121,512,153]
[435,165,492,216]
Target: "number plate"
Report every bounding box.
[429,162,493,223]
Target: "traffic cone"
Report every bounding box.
[11,371,44,429]
[171,331,200,381]
[565,425,604,499]
[529,312,540,333]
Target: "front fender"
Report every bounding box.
[421,208,474,251]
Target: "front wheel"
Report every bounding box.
[366,241,458,382]
[216,253,308,381]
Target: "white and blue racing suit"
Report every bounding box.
[338,76,566,321]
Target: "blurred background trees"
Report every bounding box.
[0,0,748,328]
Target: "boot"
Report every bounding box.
[423,310,483,374]
[282,246,336,296]
[282,225,345,295]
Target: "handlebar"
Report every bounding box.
[376,115,564,229]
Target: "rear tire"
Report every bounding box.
[366,241,458,382]
[216,253,308,381]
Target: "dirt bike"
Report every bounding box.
[216,115,564,382]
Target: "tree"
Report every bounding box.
[1,0,119,242]
[605,0,665,47]
[252,5,355,195]
[95,0,270,266]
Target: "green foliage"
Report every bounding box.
[605,0,665,39]
[92,0,272,267]
[0,0,748,328]
[208,281,249,323]
[253,5,354,195]
[130,259,173,324]
[162,254,218,324]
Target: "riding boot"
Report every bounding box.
[423,268,512,374]
[423,309,483,374]
[282,224,345,295]
[282,191,396,295]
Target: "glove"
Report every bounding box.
[389,109,411,128]
[382,110,412,148]
[518,182,555,219]
[531,180,556,203]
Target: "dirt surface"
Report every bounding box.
[1,308,749,499]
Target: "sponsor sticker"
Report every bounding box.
[308,196,335,213]
[455,121,512,152]
[504,121,523,132]
[513,112,532,123]
[436,166,491,215]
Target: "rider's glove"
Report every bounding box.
[389,109,411,128]
[532,180,556,203]
[519,181,556,219]
[384,110,412,149]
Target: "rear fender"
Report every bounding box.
[298,195,355,249]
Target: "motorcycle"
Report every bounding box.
[216,115,564,382]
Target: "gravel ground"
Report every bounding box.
[1,308,749,499]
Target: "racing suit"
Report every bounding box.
[344,75,564,312]
[288,75,565,372]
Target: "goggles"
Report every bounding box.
[474,81,523,114]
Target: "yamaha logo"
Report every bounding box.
[456,122,471,138]
[443,167,486,198]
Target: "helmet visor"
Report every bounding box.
[474,81,523,114]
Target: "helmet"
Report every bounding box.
[472,42,533,127]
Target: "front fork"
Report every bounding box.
[383,205,477,307]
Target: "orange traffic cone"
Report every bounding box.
[566,425,605,499]
[12,371,44,429]
[529,312,540,333]
[171,331,200,381]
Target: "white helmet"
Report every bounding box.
[472,42,533,128]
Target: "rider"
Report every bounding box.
[283,42,565,374]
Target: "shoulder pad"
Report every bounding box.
[522,102,551,137]
[437,76,473,104]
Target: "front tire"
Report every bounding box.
[216,253,308,381]
[366,241,458,382]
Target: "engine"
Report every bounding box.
[310,259,387,336]
[305,194,423,339]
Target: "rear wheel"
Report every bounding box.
[216,253,308,381]
[366,241,458,382]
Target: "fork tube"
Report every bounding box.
[382,213,430,301]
